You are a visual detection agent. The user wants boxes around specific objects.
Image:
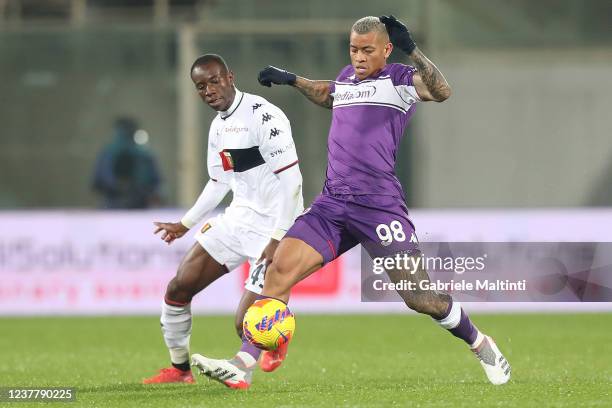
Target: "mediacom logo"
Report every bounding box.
[334,85,377,102]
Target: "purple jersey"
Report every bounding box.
[326,63,420,197]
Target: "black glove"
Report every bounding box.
[379,15,416,54]
[258,66,297,87]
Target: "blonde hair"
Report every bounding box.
[351,16,387,36]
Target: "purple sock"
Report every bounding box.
[239,334,262,362]
[436,300,479,346]
[449,309,479,345]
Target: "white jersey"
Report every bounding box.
[207,89,303,236]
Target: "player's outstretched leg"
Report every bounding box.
[192,293,287,389]
[435,299,511,385]
[233,289,286,372]
[193,238,323,388]
[190,302,264,389]
[256,239,322,369]
[190,289,264,389]
[143,243,228,384]
[387,255,511,385]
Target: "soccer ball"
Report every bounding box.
[243,298,295,351]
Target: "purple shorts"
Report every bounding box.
[285,193,419,264]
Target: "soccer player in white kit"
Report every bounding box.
[143,54,303,388]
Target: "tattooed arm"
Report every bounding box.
[258,66,333,109]
[292,77,334,109]
[379,15,451,102]
[410,47,452,102]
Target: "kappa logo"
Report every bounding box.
[269,128,282,139]
[261,113,273,124]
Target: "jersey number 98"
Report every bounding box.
[376,220,406,245]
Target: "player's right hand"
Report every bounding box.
[153,221,189,245]
[257,66,297,87]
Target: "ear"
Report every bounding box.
[384,42,393,59]
[227,70,235,85]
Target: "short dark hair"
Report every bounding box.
[191,54,229,74]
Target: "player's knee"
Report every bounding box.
[263,262,295,295]
[270,255,296,278]
[266,261,296,290]
[165,276,195,304]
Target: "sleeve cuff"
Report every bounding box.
[180,217,196,229]
[271,228,287,241]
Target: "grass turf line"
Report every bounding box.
[0,314,610,407]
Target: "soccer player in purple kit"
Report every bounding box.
[194,15,511,387]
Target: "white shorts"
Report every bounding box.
[194,213,269,294]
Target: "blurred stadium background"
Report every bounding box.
[2,0,612,310]
[0,1,611,406]
[1,0,612,311]
[1,0,611,209]
[0,0,612,315]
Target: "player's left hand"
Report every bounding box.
[258,239,280,266]
[379,15,416,54]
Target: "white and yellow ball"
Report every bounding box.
[243,298,295,351]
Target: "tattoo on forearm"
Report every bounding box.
[411,47,451,101]
[293,78,333,109]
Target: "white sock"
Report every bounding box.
[161,301,192,365]
[470,331,485,349]
[235,351,257,368]
[435,300,462,329]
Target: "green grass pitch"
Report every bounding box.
[1,313,610,407]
